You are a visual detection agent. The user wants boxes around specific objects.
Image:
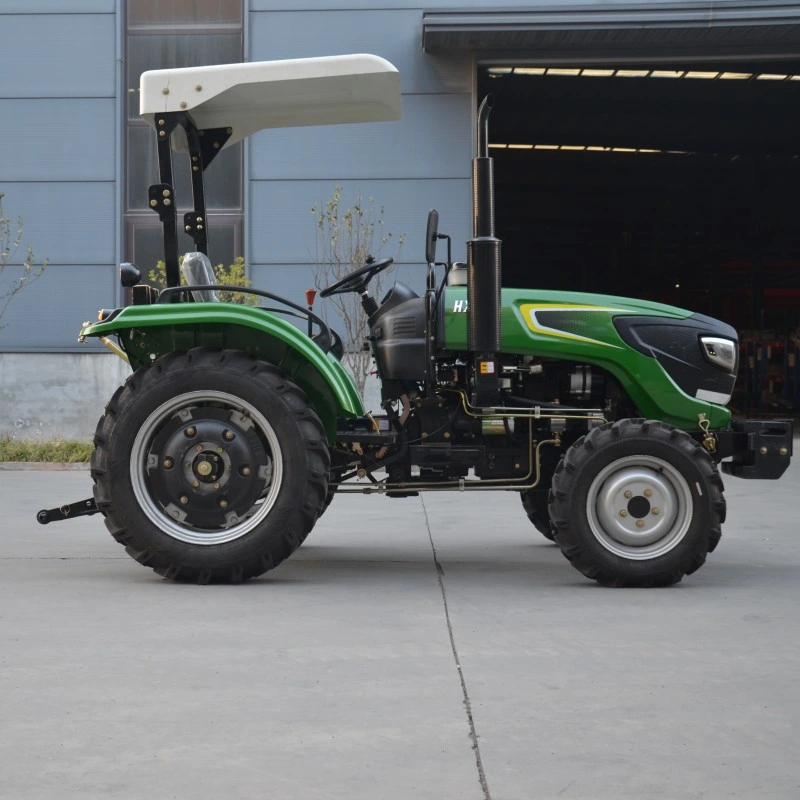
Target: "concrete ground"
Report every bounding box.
[1,463,799,800]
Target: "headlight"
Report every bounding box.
[700,336,737,374]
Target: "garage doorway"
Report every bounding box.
[480,63,800,411]
[481,64,800,326]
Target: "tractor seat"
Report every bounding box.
[315,328,345,360]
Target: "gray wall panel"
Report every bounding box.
[0,1,113,12]
[250,94,471,180]
[0,15,115,98]
[0,265,116,352]
[249,178,471,266]
[1,183,115,266]
[250,9,471,94]
[0,100,115,182]
[250,1,767,10]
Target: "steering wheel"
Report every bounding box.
[319,257,394,297]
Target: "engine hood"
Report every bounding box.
[442,286,734,429]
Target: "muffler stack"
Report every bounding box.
[467,95,502,405]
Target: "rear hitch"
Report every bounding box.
[37,498,99,525]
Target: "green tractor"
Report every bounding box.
[38,54,793,587]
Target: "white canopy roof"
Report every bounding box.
[140,54,402,151]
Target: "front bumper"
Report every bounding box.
[715,419,793,479]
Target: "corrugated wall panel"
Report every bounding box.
[0,1,114,11]
[250,94,472,181]
[249,178,471,267]
[248,5,475,314]
[0,14,115,98]
[250,0,773,11]
[0,265,116,352]
[0,100,115,182]
[250,9,471,94]
[1,183,116,266]
[0,4,119,353]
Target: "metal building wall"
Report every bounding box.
[0,0,120,353]
[247,2,475,304]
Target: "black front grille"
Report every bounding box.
[614,314,738,402]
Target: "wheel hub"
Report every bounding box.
[587,456,693,560]
[146,408,271,530]
[193,454,220,481]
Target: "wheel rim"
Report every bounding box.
[130,390,283,545]
[586,455,693,560]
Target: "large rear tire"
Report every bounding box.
[91,349,329,583]
[550,419,725,587]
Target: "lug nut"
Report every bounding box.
[219,499,228,509]
[163,457,173,469]
[192,480,199,488]
[223,430,234,441]
[651,507,660,515]
[241,466,251,477]
[185,427,196,438]
[624,490,633,499]
[619,509,628,518]
[217,447,223,454]
[636,519,645,528]
[213,483,220,490]
[180,495,189,505]
[644,488,653,498]
[196,444,203,452]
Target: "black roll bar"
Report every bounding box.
[148,113,231,292]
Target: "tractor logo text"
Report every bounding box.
[453,300,469,312]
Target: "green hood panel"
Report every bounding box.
[82,304,364,440]
[444,287,731,429]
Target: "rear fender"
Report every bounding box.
[81,304,363,441]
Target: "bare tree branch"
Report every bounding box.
[0,191,47,328]
[310,186,404,398]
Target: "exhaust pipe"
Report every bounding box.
[467,95,502,405]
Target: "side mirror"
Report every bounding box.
[425,209,439,264]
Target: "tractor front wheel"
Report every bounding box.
[91,349,329,583]
[550,419,725,587]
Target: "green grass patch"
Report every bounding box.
[0,436,93,463]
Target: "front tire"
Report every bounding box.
[91,349,329,583]
[550,419,725,587]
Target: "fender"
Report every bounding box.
[80,303,364,441]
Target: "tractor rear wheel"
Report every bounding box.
[550,419,725,587]
[91,348,329,583]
